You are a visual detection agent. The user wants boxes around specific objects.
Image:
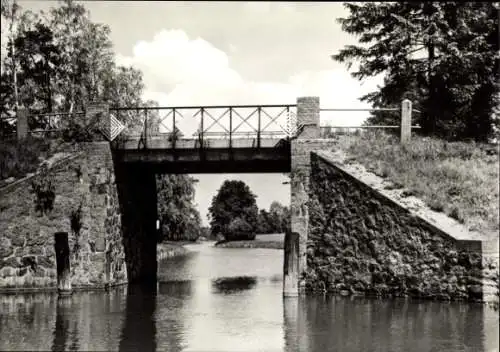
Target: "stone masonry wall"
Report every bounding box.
[305,152,499,302]
[0,142,127,291]
[290,138,339,290]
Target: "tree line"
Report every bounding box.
[333,2,499,142]
[0,0,160,136]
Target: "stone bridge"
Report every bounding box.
[0,96,497,302]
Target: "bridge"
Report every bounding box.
[6,96,494,303]
[111,103,297,174]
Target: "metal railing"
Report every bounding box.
[1,111,86,139]
[110,104,297,148]
[319,104,421,139]
[27,111,85,138]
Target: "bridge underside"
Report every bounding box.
[111,137,290,285]
[113,137,291,173]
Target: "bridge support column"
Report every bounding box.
[115,164,158,285]
[285,96,320,296]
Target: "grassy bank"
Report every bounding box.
[157,241,191,259]
[0,137,53,183]
[335,131,499,236]
[214,240,284,249]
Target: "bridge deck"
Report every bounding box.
[115,136,287,150]
[113,137,291,174]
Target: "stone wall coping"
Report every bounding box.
[0,151,85,198]
[314,150,498,252]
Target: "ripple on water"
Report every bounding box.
[0,244,498,352]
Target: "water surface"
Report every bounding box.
[1,241,498,352]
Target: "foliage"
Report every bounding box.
[156,174,202,242]
[70,199,82,253]
[30,162,56,216]
[336,131,499,235]
[256,201,291,234]
[0,0,149,135]
[227,217,255,241]
[333,2,499,142]
[208,180,259,241]
[0,136,51,180]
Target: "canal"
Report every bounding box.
[0,239,498,351]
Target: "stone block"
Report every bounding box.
[11,235,25,247]
[2,257,21,268]
[0,238,13,258]
[37,255,54,268]
[95,238,106,252]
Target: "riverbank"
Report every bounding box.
[157,241,192,260]
[214,240,284,249]
[335,131,499,236]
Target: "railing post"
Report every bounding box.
[401,99,412,144]
[144,109,148,149]
[17,107,28,140]
[172,109,176,149]
[257,107,261,148]
[200,108,204,148]
[229,108,233,149]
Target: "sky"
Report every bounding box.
[9,1,384,225]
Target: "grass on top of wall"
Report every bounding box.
[335,130,499,236]
[0,136,53,181]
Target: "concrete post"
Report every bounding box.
[54,232,72,295]
[85,102,110,141]
[401,99,412,144]
[17,107,28,140]
[283,231,300,297]
[296,97,320,139]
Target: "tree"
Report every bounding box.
[0,0,150,136]
[11,20,61,116]
[1,0,21,110]
[208,180,259,241]
[103,65,145,130]
[48,0,101,112]
[156,174,202,242]
[256,201,291,234]
[332,2,499,142]
[256,209,272,234]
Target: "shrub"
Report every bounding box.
[226,217,255,241]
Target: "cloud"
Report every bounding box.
[116,28,384,133]
[243,2,272,13]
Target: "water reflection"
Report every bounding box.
[283,297,308,352]
[212,276,258,294]
[295,295,499,352]
[119,285,157,352]
[0,243,498,352]
[52,296,74,352]
[158,280,193,298]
